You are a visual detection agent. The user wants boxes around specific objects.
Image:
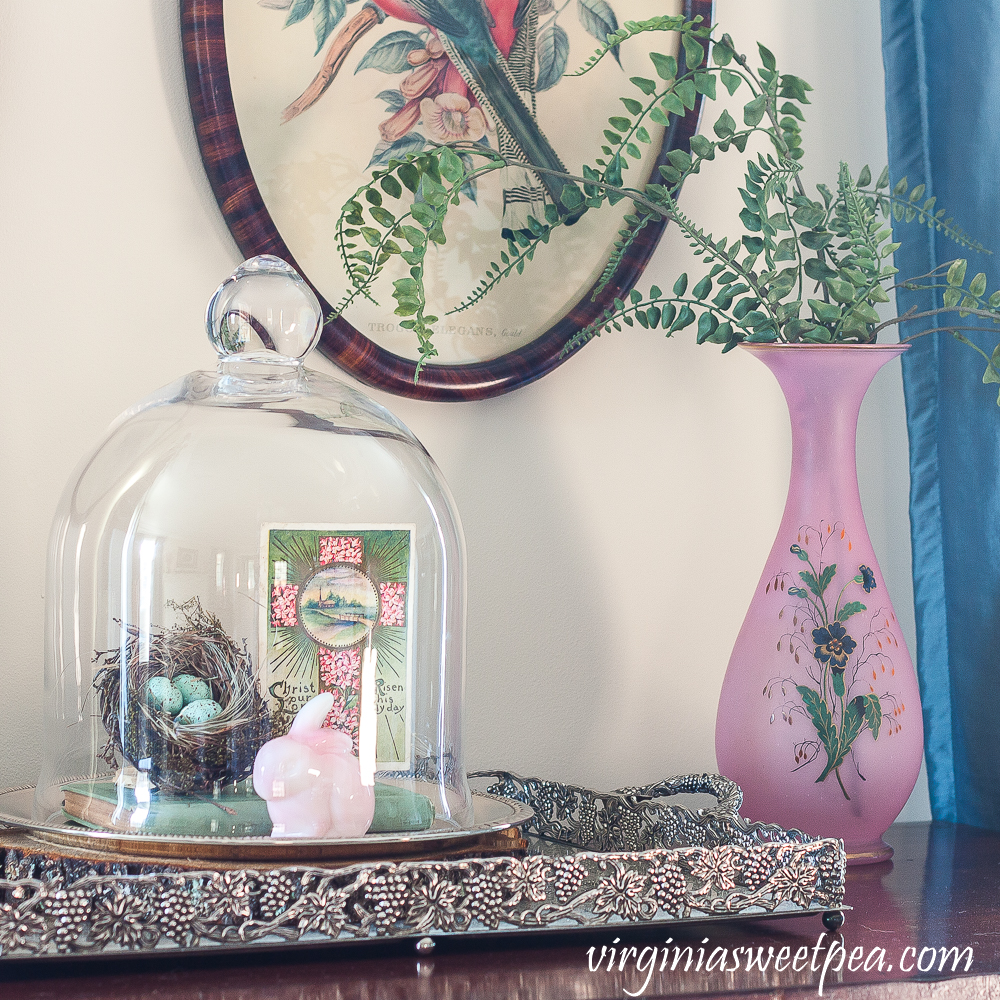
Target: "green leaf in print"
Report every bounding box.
[837,600,866,622]
[355,31,426,75]
[312,0,347,55]
[285,0,314,28]
[536,22,570,91]
[576,0,621,66]
[367,133,426,170]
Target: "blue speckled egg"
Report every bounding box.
[172,674,212,706]
[175,699,223,726]
[146,677,183,716]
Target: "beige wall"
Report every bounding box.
[0,0,930,820]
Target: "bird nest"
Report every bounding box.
[93,598,271,794]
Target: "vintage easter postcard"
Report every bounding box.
[260,523,414,769]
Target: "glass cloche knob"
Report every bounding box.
[206,255,323,361]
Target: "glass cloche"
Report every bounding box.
[34,256,472,844]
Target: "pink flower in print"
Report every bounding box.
[324,688,360,752]
[379,37,451,143]
[400,57,445,101]
[379,582,407,627]
[271,584,299,628]
[373,32,492,149]
[319,647,361,691]
[380,99,422,143]
[419,93,487,143]
[320,536,363,565]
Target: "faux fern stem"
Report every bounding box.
[329,15,1000,400]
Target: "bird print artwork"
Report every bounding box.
[262,0,622,237]
[231,0,678,370]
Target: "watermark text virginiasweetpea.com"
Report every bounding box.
[587,933,974,997]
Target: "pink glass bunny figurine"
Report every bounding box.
[253,692,375,838]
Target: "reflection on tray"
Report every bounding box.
[60,779,434,839]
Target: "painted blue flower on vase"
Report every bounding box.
[812,622,857,670]
[764,522,904,801]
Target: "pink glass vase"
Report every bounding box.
[715,344,923,865]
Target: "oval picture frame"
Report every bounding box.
[182,0,714,401]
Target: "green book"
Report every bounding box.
[61,780,272,837]
[61,780,434,837]
[369,781,436,833]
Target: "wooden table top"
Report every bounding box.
[2,820,998,999]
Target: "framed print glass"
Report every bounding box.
[182,0,714,399]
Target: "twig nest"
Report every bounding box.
[176,699,223,726]
[173,674,212,705]
[146,677,183,716]
[94,598,272,793]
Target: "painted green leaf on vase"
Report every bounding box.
[837,600,866,622]
[831,667,846,698]
[797,685,838,772]
[862,694,882,740]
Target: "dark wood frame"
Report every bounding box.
[181,0,715,401]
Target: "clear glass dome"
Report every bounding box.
[35,256,471,841]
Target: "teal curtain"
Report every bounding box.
[881,0,1000,826]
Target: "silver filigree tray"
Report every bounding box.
[0,772,846,960]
